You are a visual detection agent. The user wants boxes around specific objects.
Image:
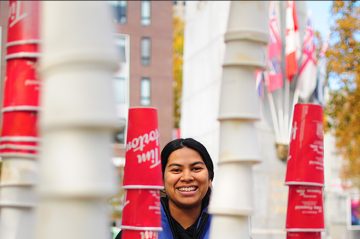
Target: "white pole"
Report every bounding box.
[276,94,286,143]
[284,78,290,143]
[289,88,299,140]
[209,2,269,238]
[267,92,281,143]
[36,2,119,239]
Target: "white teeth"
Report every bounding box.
[178,187,196,192]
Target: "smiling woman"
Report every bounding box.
[159,138,214,239]
[115,138,214,239]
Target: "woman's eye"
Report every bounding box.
[171,168,181,173]
[192,167,202,172]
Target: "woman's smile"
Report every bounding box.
[176,186,199,196]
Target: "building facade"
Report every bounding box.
[109,1,174,160]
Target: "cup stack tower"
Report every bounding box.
[121,108,163,239]
[0,2,40,238]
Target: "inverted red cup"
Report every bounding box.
[287,232,321,239]
[123,107,163,188]
[1,111,38,137]
[285,104,324,186]
[3,59,40,108]
[7,1,40,43]
[0,147,37,156]
[0,140,38,156]
[121,189,161,229]
[286,185,324,230]
[122,230,159,239]
[6,42,40,57]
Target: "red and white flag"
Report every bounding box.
[285,1,300,81]
[266,1,283,92]
[297,17,317,101]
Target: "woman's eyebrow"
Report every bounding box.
[167,161,205,168]
[191,161,205,167]
[167,163,182,168]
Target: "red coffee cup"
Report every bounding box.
[286,185,324,230]
[1,111,38,137]
[6,42,40,57]
[285,104,324,186]
[0,140,38,156]
[7,1,40,43]
[123,107,163,188]
[122,230,159,239]
[121,189,161,229]
[3,59,40,108]
[287,232,321,239]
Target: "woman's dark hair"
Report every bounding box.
[160,138,214,208]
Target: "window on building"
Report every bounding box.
[113,127,125,144]
[140,77,151,106]
[141,37,151,66]
[116,36,126,63]
[114,77,126,104]
[173,1,186,6]
[141,1,151,26]
[109,1,127,24]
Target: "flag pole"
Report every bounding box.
[283,0,292,144]
[284,75,290,143]
[268,92,281,142]
[275,93,285,143]
[289,87,299,138]
[279,0,287,145]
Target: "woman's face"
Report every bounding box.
[164,147,212,209]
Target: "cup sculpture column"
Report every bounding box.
[0,1,40,239]
[36,2,119,239]
[208,2,269,238]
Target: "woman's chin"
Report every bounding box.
[175,199,202,209]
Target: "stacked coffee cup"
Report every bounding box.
[285,103,325,238]
[0,1,40,236]
[0,0,40,157]
[121,107,163,239]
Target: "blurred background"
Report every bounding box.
[0,1,359,239]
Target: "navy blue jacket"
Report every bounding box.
[116,198,212,239]
[159,198,211,239]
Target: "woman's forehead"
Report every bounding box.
[167,147,204,165]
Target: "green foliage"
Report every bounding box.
[325,0,360,188]
[173,16,184,129]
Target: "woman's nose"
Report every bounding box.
[180,169,194,181]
